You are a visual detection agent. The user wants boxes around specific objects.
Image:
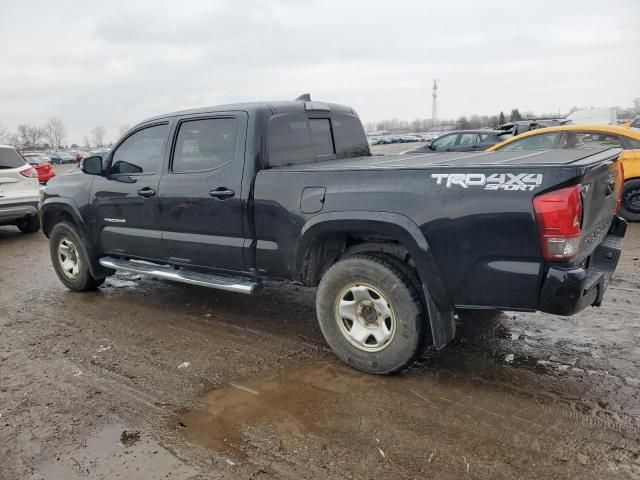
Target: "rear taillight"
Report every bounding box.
[20,166,38,178]
[615,160,624,214]
[533,184,583,261]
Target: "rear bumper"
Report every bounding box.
[538,216,626,315]
[0,202,39,225]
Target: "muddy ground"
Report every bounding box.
[1,160,640,479]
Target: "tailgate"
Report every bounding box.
[575,151,623,261]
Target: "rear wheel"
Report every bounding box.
[620,179,640,222]
[316,254,425,374]
[50,222,104,291]
[17,216,40,234]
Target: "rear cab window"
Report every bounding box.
[267,113,369,168]
[0,147,26,169]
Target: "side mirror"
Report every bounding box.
[81,156,103,175]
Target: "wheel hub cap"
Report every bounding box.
[58,237,81,279]
[335,284,396,352]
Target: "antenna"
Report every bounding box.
[295,93,311,101]
[432,79,439,126]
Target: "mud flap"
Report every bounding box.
[423,286,456,349]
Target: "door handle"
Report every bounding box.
[137,187,156,198]
[209,188,235,199]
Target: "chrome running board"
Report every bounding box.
[99,256,260,294]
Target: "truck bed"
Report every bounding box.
[256,146,623,314]
[272,148,621,170]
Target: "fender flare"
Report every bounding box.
[40,198,109,279]
[298,211,456,349]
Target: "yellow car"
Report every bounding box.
[486,125,640,221]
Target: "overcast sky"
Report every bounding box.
[1,0,638,145]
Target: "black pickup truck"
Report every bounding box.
[41,98,626,374]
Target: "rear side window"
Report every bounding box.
[111,124,168,175]
[268,114,335,168]
[560,132,623,149]
[172,118,238,172]
[627,137,640,148]
[0,147,26,169]
[499,132,560,151]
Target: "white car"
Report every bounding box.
[0,145,41,233]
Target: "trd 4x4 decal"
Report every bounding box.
[430,173,543,191]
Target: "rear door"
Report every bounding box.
[158,112,248,272]
[623,136,640,178]
[90,122,170,260]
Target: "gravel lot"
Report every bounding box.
[1,160,639,479]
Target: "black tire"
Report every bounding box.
[17,216,40,234]
[49,221,104,291]
[620,179,640,222]
[316,253,425,374]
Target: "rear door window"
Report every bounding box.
[172,118,238,172]
[0,147,26,169]
[458,133,476,145]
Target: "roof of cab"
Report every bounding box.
[137,100,357,126]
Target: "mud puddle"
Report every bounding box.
[36,422,197,479]
[173,362,382,459]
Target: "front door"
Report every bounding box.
[158,113,247,272]
[90,122,170,260]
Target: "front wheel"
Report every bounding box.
[620,179,640,222]
[49,222,104,291]
[316,254,425,374]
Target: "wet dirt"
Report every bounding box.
[36,422,197,479]
[1,188,640,478]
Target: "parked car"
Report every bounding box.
[496,119,570,137]
[41,98,626,374]
[486,124,640,221]
[0,145,41,233]
[45,151,63,164]
[406,130,508,153]
[73,151,89,162]
[21,153,56,184]
[57,151,76,163]
[621,116,640,129]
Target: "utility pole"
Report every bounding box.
[432,79,439,127]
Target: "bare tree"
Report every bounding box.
[633,98,640,116]
[118,124,130,138]
[91,126,107,147]
[43,117,67,149]
[0,123,10,144]
[16,124,44,149]
[83,136,91,149]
